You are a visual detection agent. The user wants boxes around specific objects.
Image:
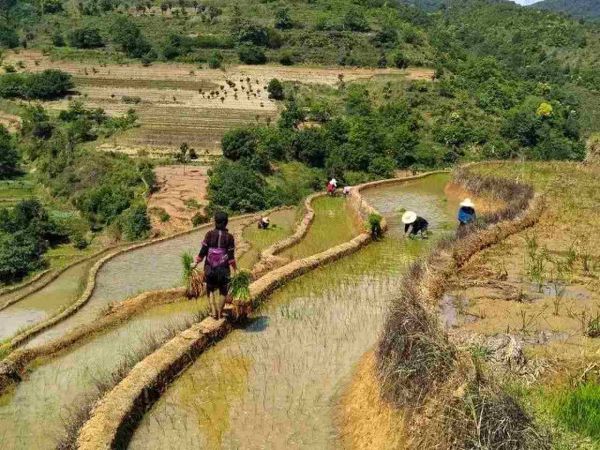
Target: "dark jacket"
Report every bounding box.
[199,228,235,267]
[405,216,428,235]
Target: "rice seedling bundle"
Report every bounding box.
[230,270,252,304]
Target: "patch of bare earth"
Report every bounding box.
[3,50,433,156]
[147,165,208,234]
[0,112,21,133]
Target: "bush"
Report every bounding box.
[368,156,396,177]
[207,160,269,213]
[0,231,45,283]
[0,24,18,48]
[237,45,266,64]
[267,78,284,100]
[279,52,295,66]
[0,125,19,177]
[191,211,209,226]
[109,17,151,58]
[275,8,293,30]
[208,50,223,69]
[222,127,258,161]
[392,51,409,69]
[67,26,104,49]
[72,232,89,249]
[0,70,73,100]
[119,204,150,240]
[121,95,142,104]
[343,8,370,32]
[77,184,133,227]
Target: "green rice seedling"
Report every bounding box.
[367,213,383,240]
[229,270,251,304]
[586,312,600,338]
[181,252,202,298]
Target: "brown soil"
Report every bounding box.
[147,165,208,234]
[0,111,20,133]
[3,50,432,155]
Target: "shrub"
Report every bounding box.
[191,211,209,226]
[0,231,45,283]
[67,26,104,49]
[392,51,409,69]
[267,78,284,100]
[77,184,133,227]
[0,24,18,48]
[368,156,395,177]
[109,16,151,58]
[343,8,370,32]
[121,95,142,104]
[0,70,73,100]
[222,128,258,161]
[275,8,293,30]
[237,44,266,64]
[119,204,150,240]
[207,160,269,213]
[279,51,294,66]
[72,232,89,250]
[0,125,19,177]
[208,50,223,69]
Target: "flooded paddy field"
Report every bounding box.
[24,217,251,349]
[0,298,207,449]
[280,196,359,261]
[129,174,458,449]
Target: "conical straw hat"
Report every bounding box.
[402,211,417,224]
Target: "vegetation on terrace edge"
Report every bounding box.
[0,98,154,284]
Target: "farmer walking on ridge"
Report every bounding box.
[457,198,476,227]
[195,211,236,319]
[402,211,429,239]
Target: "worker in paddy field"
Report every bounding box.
[402,210,429,239]
[327,177,338,196]
[195,211,236,319]
[258,216,270,230]
[457,198,476,227]
[343,185,351,198]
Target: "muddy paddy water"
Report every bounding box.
[0,212,302,449]
[24,217,254,349]
[0,258,97,341]
[130,174,458,449]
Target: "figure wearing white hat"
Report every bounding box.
[458,198,476,227]
[258,216,270,230]
[402,211,429,238]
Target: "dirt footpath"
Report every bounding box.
[147,165,208,234]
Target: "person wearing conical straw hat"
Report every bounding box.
[402,210,429,238]
[457,198,476,227]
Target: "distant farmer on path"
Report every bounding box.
[457,198,476,227]
[195,211,236,319]
[402,211,429,238]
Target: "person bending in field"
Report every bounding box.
[402,210,429,239]
[457,198,476,227]
[258,216,270,230]
[195,211,237,319]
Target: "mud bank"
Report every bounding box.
[345,168,544,450]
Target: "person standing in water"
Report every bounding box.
[457,198,476,227]
[258,216,270,229]
[195,211,236,319]
[402,211,429,238]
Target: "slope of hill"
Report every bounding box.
[533,0,600,19]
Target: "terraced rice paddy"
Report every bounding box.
[129,174,457,449]
[238,208,299,270]
[280,196,359,261]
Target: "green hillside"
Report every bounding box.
[533,0,600,19]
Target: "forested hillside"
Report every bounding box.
[533,0,600,19]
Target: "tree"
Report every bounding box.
[0,70,73,100]
[221,128,257,161]
[0,125,18,177]
[343,8,369,32]
[368,156,395,177]
[175,142,191,173]
[392,51,409,69]
[109,17,152,58]
[275,8,293,30]
[0,23,18,48]
[68,27,104,49]
[0,0,17,19]
[267,78,284,100]
[208,160,268,213]
[119,204,150,240]
[237,44,266,64]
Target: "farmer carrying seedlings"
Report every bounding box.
[402,211,429,238]
[195,211,236,319]
[457,198,476,227]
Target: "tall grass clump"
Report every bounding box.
[555,381,600,440]
[376,166,545,447]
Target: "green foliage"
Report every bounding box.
[207,159,269,213]
[0,199,68,282]
[343,8,370,32]
[229,270,251,303]
[109,16,152,58]
[0,23,18,48]
[0,70,73,100]
[0,125,18,177]
[67,26,104,49]
[237,44,266,64]
[275,8,293,30]
[119,203,150,240]
[208,50,223,69]
[267,78,284,100]
[534,0,600,19]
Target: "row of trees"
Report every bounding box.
[0,69,73,100]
